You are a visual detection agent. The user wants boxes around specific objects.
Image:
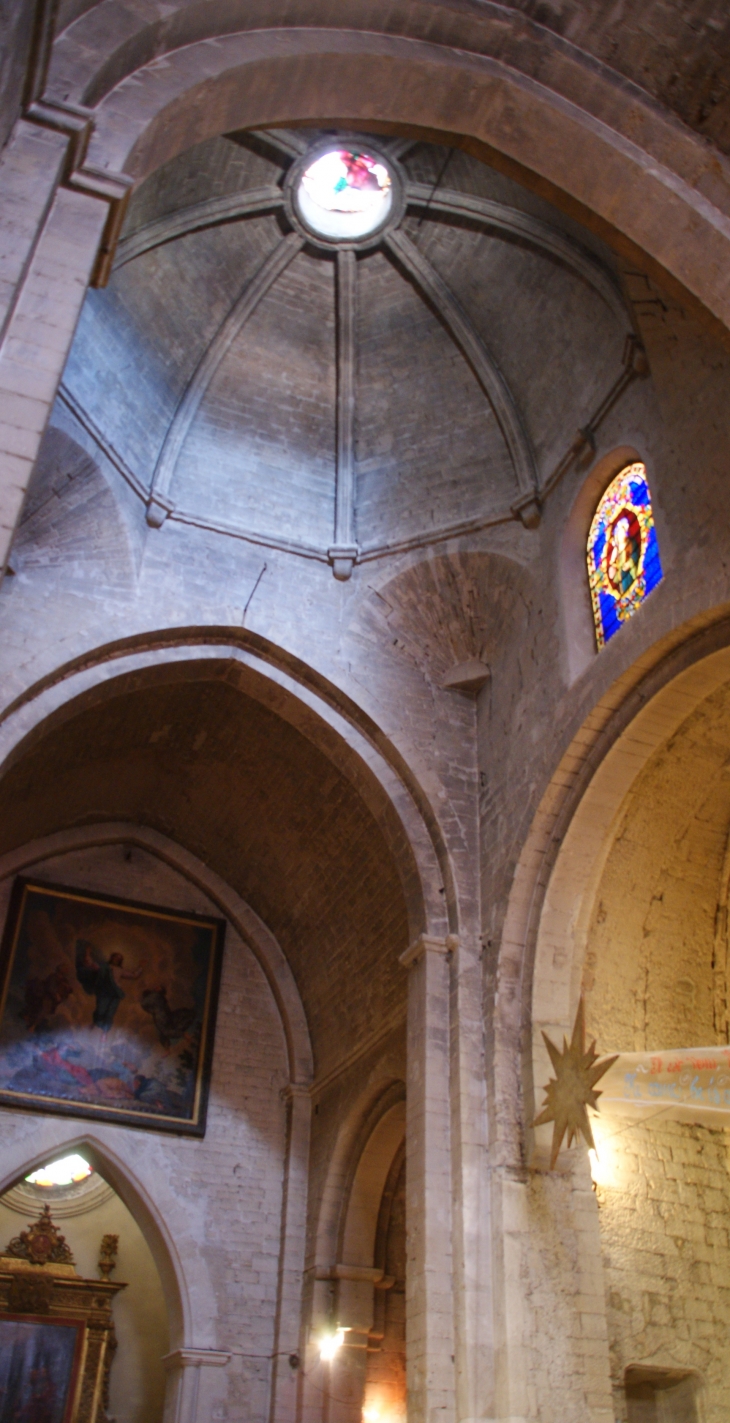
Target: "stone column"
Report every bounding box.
[448,932,495,1423]
[400,935,456,1423]
[162,1347,231,1423]
[328,1264,384,1423]
[300,1272,333,1423]
[0,122,66,336]
[270,1082,312,1423]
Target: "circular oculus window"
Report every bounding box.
[295,148,393,242]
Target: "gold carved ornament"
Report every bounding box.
[98,1234,118,1280]
[6,1202,75,1265]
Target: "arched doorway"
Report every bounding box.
[0,1148,169,1422]
[523,638,730,1422]
[305,1084,406,1423]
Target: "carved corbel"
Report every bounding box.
[511,491,542,529]
[328,545,358,581]
[146,492,176,529]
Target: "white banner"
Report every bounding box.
[597,1044,730,1125]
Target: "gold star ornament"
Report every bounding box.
[533,998,618,1169]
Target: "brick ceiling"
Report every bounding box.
[60,134,627,569]
[0,674,410,1077]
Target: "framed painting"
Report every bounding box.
[0,1316,85,1423]
[0,878,225,1135]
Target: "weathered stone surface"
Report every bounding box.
[1,10,730,1422]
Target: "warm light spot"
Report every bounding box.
[319,1326,348,1362]
[26,1153,92,1188]
[363,1393,406,1423]
[587,1121,622,1189]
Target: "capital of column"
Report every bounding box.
[281,1080,312,1102]
[331,1264,384,1283]
[399,933,458,970]
[162,1348,230,1371]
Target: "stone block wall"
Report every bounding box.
[593,1117,730,1423]
[0,840,292,1423]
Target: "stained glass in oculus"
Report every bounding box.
[297,149,392,241]
[587,462,662,649]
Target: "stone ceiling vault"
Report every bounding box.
[30,0,730,334]
[50,1,730,160]
[0,673,411,1079]
[56,133,631,581]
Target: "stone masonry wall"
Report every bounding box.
[593,1117,730,1422]
[0,840,291,1423]
[4,104,730,1423]
[583,679,730,1056]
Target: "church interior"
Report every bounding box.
[0,3,729,1421]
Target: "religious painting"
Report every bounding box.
[0,879,225,1135]
[0,1316,84,1423]
[586,461,663,649]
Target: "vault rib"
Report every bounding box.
[145,231,304,527]
[329,248,358,581]
[113,186,285,270]
[384,228,539,519]
[405,182,629,325]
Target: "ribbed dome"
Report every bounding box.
[59,129,630,578]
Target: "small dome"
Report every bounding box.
[60,132,626,573]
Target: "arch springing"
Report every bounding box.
[587,462,662,648]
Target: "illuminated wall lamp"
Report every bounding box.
[319,1326,349,1362]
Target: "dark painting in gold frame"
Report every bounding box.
[0,1315,85,1423]
[0,878,225,1135]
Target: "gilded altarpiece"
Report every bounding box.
[0,1205,125,1422]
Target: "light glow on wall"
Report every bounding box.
[362,1391,407,1423]
[587,1120,624,1190]
[319,1326,348,1362]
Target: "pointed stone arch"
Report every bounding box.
[304,1079,406,1423]
[0,635,453,939]
[43,6,730,331]
[0,1126,188,1344]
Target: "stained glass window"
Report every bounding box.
[587,462,662,649]
[296,148,392,241]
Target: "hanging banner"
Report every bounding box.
[597,1044,730,1125]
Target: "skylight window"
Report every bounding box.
[296,148,392,241]
[26,1154,92,1188]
